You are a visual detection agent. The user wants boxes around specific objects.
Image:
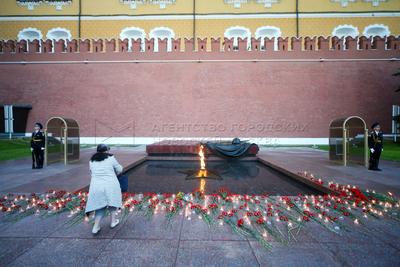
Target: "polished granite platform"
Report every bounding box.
[146,140,259,156]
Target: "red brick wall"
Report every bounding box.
[1,61,399,138]
[0,36,399,138]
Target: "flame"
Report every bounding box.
[200,179,206,193]
[198,145,207,193]
[197,169,208,178]
[199,145,206,170]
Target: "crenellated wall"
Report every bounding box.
[0,35,399,143]
[0,36,399,59]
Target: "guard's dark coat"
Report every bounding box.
[31,131,45,168]
[368,131,383,170]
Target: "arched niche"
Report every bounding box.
[120,27,146,51]
[45,117,80,165]
[46,27,72,51]
[224,26,252,50]
[255,26,281,51]
[363,24,390,38]
[329,116,368,167]
[332,25,359,38]
[149,27,175,52]
[18,27,43,41]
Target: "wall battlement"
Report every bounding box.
[0,36,399,61]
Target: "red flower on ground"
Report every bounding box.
[237,218,244,227]
[208,203,218,209]
[303,210,314,217]
[350,188,369,202]
[256,217,264,224]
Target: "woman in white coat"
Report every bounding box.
[85,144,123,234]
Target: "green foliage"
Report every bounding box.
[0,138,31,161]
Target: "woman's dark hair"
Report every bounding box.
[90,144,113,162]
[90,152,112,162]
[97,144,109,153]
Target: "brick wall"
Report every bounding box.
[0,36,399,138]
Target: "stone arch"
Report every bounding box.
[18,27,43,41]
[255,26,281,50]
[46,27,72,41]
[149,27,175,52]
[224,26,251,50]
[120,26,146,51]
[46,28,72,51]
[17,27,43,52]
[332,24,359,38]
[363,24,390,38]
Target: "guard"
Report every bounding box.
[31,122,45,169]
[368,122,383,171]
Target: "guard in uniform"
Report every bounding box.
[31,122,45,169]
[368,122,383,171]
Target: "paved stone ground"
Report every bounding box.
[0,146,146,195]
[0,146,399,266]
[258,147,400,195]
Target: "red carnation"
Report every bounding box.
[350,188,369,202]
[237,218,244,227]
[303,210,314,217]
[256,218,264,224]
[208,203,218,209]
[254,211,262,217]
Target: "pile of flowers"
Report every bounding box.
[1,173,399,250]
